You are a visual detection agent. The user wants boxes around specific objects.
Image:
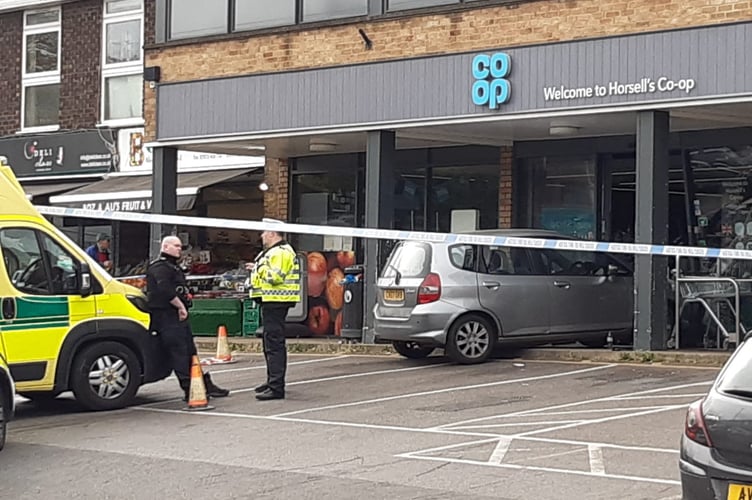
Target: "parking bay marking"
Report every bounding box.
[272,363,618,418]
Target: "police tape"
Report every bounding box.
[34,204,752,261]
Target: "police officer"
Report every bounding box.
[147,236,229,401]
[248,221,301,401]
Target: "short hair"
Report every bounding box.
[96,233,110,242]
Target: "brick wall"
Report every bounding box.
[499,146,513,229]
[144,0,752,140]
[60,0,102,130]
[263,157,290,221]
[0,11,23,136]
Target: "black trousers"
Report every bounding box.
[152,311,196,392]
[262,303,292,394]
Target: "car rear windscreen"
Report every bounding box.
[382,241,431,278]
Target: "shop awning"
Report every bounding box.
[48,168,259,212]
[22,181,95,201]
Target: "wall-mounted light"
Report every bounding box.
[258,181,270,192]
[549,124,581,136]
[309,139,338,153]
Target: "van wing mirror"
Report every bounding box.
[80,262,92,297]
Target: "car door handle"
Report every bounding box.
[1,297,16,320]
[482,281,501,290]
[553,281,571,289]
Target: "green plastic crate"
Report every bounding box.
[189,298,243,336]
[242,299,261,337]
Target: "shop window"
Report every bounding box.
[429,164,499,233]
[234,0,296,31]
[302,0,368,22]
[101,0,143,124]
[170,0,228,39]
[22,8,60,130]
[520,156,597,240]
[387,0,459,11]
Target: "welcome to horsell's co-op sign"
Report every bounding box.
[471,52,697,108]
[543,77,697,102]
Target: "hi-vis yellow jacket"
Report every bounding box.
[250,241,301,303]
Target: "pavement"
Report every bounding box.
[0,351,718,499]
[195,336,734,367]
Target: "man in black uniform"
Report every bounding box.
[146,236,229,401]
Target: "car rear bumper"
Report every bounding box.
[680,435,752,500]
[373,301,460,346]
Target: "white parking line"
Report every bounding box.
[272,364,617,418]
[588,445,605,475]
[209,355,348,374]
[487,437,512,464]
[436,380,712,430]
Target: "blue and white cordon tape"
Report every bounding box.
[34,205,752,261]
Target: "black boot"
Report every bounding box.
[203,373,230,398]
[179,379,191,402]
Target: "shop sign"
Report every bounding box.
[81,199,153,212]
[118,128,263,173]
[471,53,512,109]
[0,129,116,178]
[543,77,696,102]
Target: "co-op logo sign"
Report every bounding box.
[472,53,512,110]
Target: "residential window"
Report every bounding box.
[387,0,460,11]
[22,8,61,130]
[101,0,143,124]
[302,0,368,22]
[170,0,228,39]
[234,0,296,31]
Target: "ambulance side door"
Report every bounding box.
[0,224,95,389]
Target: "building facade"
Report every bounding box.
[0,0,265,277]
[107,1,752,345]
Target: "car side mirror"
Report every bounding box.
[80,262,92,298]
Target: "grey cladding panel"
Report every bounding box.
[158,22,752,140]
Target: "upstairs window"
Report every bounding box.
[101,0,143,124]
[22,8,61,130]
[387,0,460,11]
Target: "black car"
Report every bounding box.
[680,337,752,499]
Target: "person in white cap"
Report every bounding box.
[246,219,301,400]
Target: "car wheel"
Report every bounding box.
[392,341,435,359]
[0,383,6,451]
[446,314,497,365]
[70,342,141,411]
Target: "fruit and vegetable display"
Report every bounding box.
[305,250,355,336]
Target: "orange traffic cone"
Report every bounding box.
[184,355,214,412]
[200,325,237,366]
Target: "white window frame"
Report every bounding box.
[20,7,61,133]
[100,0,144,127]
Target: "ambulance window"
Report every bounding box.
[40,233,79,295]
[0,228,50,295]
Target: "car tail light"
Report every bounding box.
[417,273,441,304]
[685,399,713,447]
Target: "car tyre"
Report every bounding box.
[0,382,6,451]
[70,342,141,411]
[392,341,435,359]
[446,314,497,365]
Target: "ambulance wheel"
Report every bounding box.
[71,342,141,411]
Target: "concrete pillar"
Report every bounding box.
[633,111,670,351]
[150,146,177,259]
[363,131,395,343]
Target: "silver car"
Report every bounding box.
[373,229,633,364]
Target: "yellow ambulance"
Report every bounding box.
[0,158,169,411]
[0,349,14,451]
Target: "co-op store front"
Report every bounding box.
[147,21,752,349]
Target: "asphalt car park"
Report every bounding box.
[2,353,716,499]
